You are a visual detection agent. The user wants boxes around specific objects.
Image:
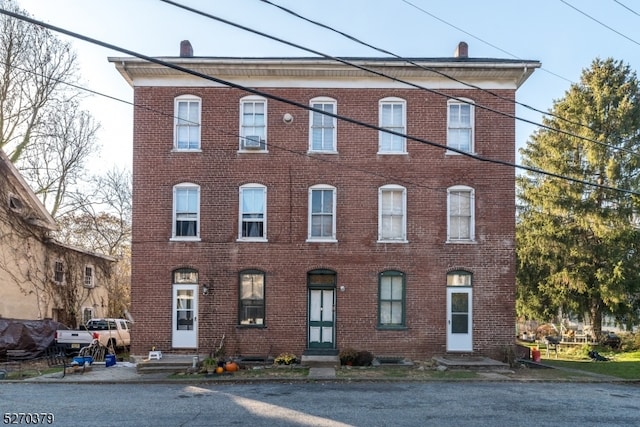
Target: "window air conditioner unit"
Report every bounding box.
[243,135,263,149]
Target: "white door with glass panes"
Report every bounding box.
[172,284,198,348]
[308,289,335,349]
[446,287,472,352]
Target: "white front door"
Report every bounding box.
[446,287,472,352]
[172,284,198,348]
[308,289,335,349]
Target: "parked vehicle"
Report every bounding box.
[54,318,131,354]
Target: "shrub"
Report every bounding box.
[274,352,297,365]
[355,350,374,366]
[339,348,358,365]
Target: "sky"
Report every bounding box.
[13,0,640,174]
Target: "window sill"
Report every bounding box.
[445,150,475,156]
[377,151,408,155]
[306,238,338,243]
[172,148,202,153]
[377,239,408,244]
[236,324,266,329]
[376,325,408,331]
[170,237,202,242]
[236,238,268,243]
[446,239,477,244]
[308,150,338,155]
[237,149,268,154]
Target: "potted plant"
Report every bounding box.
[202,357,217,374]
[274,352,298,366]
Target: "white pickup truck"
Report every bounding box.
[54,318,132,354]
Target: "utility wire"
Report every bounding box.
[1,7,638,197]
[162,0,640,162]
[614,0,640,17]
[561,0,640,46]
[399,0,573,83]
[259,0,601,142]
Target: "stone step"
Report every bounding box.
[301,354,340,368]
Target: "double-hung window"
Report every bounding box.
[239,184,267,241]
[174,96,201,150]
[379,271,405,327]
[239,270,265,326]
[447,99,474,153]
[447,185,475,242]
[54,260,64,284]
[240,96,267,151]
[379,98,406,154]
[309,97,337,152]
[84,265,95,288]
[308,185,337,242]
[173,184,200,240]
[378,185,407,242]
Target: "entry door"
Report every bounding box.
[308,289,335,349]
[446,287,472,352]
[172,284,198,348]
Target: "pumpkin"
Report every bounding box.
[225,362,239,372]
[215,366,224,374]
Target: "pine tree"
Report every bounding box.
[517,58,640,338]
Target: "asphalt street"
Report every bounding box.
[1,381,639,426]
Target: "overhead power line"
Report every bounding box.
[161,0,640,162]
[258,0,597,139]
[614,0,640,17]
[561,0,640,46]
[1,7,638,197]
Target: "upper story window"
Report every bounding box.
[238,184,267,241]
[447,99,474,153]
[54,260,64,284]
[172,183,200,241]
[309,97,337,153]
[84,265,95,288]
[308,184,337,242]
[378,185,407,242]
[239,270,265,326]
[378,270,406,328]
[174,95,201,150]
[447,185,475,242]
[240,96,267,151]
[379,97,406,154]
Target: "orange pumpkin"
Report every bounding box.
[215,366,224,374]
[225,362,238,372]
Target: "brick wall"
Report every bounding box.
[130,85,516,360]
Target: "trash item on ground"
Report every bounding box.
[588,350,608,361]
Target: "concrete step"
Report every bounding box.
[301,354,340,368]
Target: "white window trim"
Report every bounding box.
[378,185,408,243]
[446,185,475,243]
[171,183,201,241]
[84,264,95,288]
[173,95,202,151]
[237,184,268,242]
[308,97,337,154]
[239,95,268,153]
[446,98,475,155]
[307,184,337,242]
[378,97,407,154]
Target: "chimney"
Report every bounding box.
[180,40,193,58]
[454,41,468,58]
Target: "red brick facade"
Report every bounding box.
[113,52,538,360]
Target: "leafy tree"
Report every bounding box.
[517,58,640,337]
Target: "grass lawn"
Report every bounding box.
[540,350,640,380]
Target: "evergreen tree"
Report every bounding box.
[517,58,640,337]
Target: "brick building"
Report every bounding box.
[111,41,539,361]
